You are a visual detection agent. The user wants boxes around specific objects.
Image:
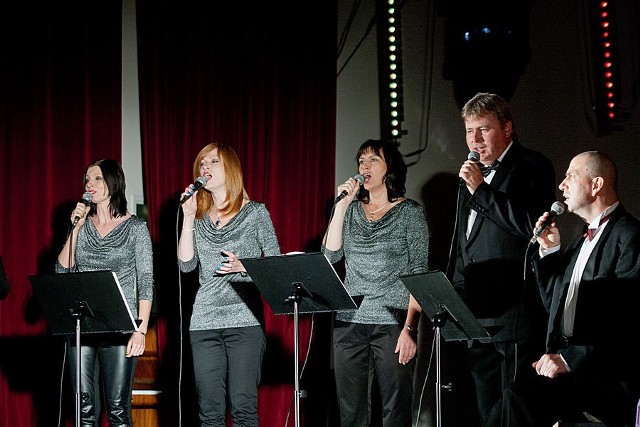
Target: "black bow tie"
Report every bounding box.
[481,160,500,177]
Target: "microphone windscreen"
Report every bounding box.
[551,201,566,215]
[468,151,480,162]
[81,192,93,205]
[354,174,365,185]
[194,176,207,188]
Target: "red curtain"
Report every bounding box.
[136,1,338,425]
[0,1,122,425]
[0,1,337,425]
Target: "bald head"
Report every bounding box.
[559,151,619,222]
[576,150,618,194]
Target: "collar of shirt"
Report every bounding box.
[480,140,511,180]
[583,201,619,241]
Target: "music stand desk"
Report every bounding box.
[401,270,489,427]
[29,270,139,427]
[29,270,139,335]
[240,252,358,427]
[241,252,358,315]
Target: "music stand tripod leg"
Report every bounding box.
[285,283,304,427]
[70,301,94,427]
[432,311,449,427]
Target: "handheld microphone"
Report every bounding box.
[335,174,365,203]
[468,151,480,162]
[72,192,93,228]
[180,176,208,204]
[530,201,566,244]
[460,151,481,186]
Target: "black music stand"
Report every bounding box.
[400,270,489,427]
[29,270,139,427]
[240,252,359,427]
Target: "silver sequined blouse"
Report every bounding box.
[179,201,281,331]
[55,215,154,320]
[322,199,429,324]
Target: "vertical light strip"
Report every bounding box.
[376,0,404,143]
[591,0,621,134]
[600,1,617,121]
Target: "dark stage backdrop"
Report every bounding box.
[136,1,338,426]
[0,1,122,425]
[0,1,338,426]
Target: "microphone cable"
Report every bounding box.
[174,205,184,427]
[413,328,436,427]
[445,183,465,278]
[55,341,67,427]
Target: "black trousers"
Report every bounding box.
[332,321,415,427]
[190,326,266,427]
[467,337,535,425]
[497,371,638,427]
[68,335,136,427]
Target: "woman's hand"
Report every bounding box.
[70,201,90,228]
[180,186,198,216]
[335,176,362,205]
[126,330,146,358]
[216,250,246,275]
[395,327,417,365]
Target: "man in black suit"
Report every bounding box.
[448,92,557,425]
[500,150,640,426]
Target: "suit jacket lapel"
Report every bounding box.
[465,144,519,242]
[582,208,622,279]
[549,208,623,336]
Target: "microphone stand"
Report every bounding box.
[66,222,85,427]
[70,301,93,427]
[432,304,466,427]
[284,283,307,427]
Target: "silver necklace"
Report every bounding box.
[367,201,390,220]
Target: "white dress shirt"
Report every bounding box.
[561,202,619,336]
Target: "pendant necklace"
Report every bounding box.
[367,201,390,221]
[213,209,223,228]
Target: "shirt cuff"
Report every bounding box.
[559,354,571,372]
[539,244,561,259]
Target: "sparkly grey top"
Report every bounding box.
[179,201,281,331]
[55,215,154,319]
[322,199,429,324]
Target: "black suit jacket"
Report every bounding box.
[448,141,557,342]
[532,205,640,384]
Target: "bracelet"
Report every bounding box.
[404,323,416,332]
[135,330,146,336]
